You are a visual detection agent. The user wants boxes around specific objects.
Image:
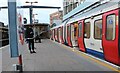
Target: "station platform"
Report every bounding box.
[1,39,120,72]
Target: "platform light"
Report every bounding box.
[25,1,38,5]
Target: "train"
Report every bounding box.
[50,0,120,66]
[0,25,9,47]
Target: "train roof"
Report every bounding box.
[51,0,120,29]
[50,21,66,30]
[64,0,120,21]
[67,0,120,24]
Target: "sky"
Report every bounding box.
[0,0,63,25]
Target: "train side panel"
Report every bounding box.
[78,20,86,52]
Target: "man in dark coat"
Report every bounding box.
[25,26,36,53]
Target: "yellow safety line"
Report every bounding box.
[55,41,120,72]
[74,50,120,72]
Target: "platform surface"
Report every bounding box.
[1,39,120,72]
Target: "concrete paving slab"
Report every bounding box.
[1,39,119,72]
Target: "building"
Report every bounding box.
[50,11,63,28]
[63,0,85,15]
[0,22,4,27]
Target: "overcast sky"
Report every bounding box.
[0,0,63,25]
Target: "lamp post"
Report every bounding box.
[25,1,38,24]
[32,13,38,38]
[32,13,38,23]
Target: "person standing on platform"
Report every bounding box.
[25,26,36,53]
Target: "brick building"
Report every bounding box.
[50,11,63,28]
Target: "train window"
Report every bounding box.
[84,22,90,38]
[94,19,102,40]
[106,14,116,40]
[78,23,82,37]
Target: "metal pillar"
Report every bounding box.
[8,0,19,57]
[29,7,33,24]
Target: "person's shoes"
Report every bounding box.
[30,51,33,54]
[33,51,36,53]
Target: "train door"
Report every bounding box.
[64,24,68,45]
[61,26,64,44]
[57,28,59,42]
[53,29,55,41]
[53,30,55,41]
[103,9,120,65]
[58,27,61,43]
[93,15,103,58]
[84,19,91,52]
[55,29,57,41]
[50,30,53,40]
[84,16,104,58]
[67,24,72,47]
[78,20,86,52]
[71,23,78,47]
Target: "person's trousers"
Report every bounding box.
[28,39,34,51]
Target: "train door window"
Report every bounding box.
[94,19,102,40]
[79,22,82,37]
[53,30,54,34]
[60,28,62,37]
[55,29,57,36]
[62,27,63,37]
[57,29,59,36]
[74,23,78,38]
[67,26,70,36]
[84,22,90,38]
[69,25,71,36]
[67,26,69,36]
[59,28,61,37]
[106,14,116,40]
[74,27,77,36]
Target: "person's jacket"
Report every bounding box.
[25,27,34,38]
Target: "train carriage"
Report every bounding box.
[51,0,120,66]
[51,23,64,44]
